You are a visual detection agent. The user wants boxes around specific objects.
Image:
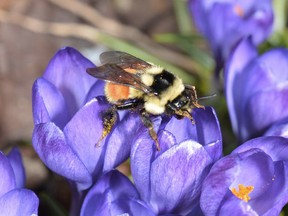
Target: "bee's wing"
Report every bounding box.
[87,64,156,96]
[100,51,151,71]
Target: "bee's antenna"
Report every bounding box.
[197,93,217,101]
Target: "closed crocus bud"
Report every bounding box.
[131,107,222,215]
[32,47,141,191]
[188,0,273,74]
[225,39,288,142]
[201,136,288,216]
[0,148,39,216]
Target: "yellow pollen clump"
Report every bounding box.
[231,184,254,202]
[234,4,244,17]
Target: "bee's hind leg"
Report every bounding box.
[96,105,118,147]
[140,109,161,151]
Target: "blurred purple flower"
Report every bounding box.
[0,148,39,215]
[201,136,288,216]
[225,39,288,142]
[131,107,222,215]
[32,47,141,191]
[80,170,156,216]
[188,0,273,73]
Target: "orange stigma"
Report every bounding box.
[231,184,254,202]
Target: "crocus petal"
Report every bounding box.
[84,81,106,104]
[163,116,197,144]
[0,152,16,197]
[193,107,222,147]
[232,136,288,161]
[130,130,155,202]
[32,122,92,190]
[245,87,288,137]
[103,112,143,172]
[200,155,239,215]
[63,97,111,179]
[42,47,97,116]
[32,78,69,128]
[225,38,258,136]
[6,148,25,188]
[164,107,221,146]
[81,170,148,216]
[265,120,288,138]
[0,189,39,216]
[251,161,288,216]
[150,140,213,215]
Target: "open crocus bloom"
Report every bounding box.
[201,136,288,216]
[32,47,142,191]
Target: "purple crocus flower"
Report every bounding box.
[0,148,39,215]
[188,0,273,73]
[131,107,222,215]
[225,39,288,142]
[80,170,156,216]
[201,136,288,216]
[32,47,141,191]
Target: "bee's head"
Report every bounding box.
[168,85,203,112]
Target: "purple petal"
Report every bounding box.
[200,155,239,215]
[0,189,39,216]
[130,116,163,201]
[258,49,288,83]
[163,116,197,144]
[84,81,106,104]
[232,136,288,161]
[250,161,288,216]
[245,87,288,136]
[81,170,143,216]
[193,107,222,148]
[108,199,156,216]
[225,38,258,136]
[6,148,25,188]
[0,152,16,197]
[150,141,213,215]
[218,198,257,215]
[32,78,69,128]
[32,122,92,190]
[43,47,97,116]
[265,120,288,138]
[103,112,143,172]
[63,97,111,179]
[131,131,155,202]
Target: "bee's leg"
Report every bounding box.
[167,103,195,124]
[175,109,195,124]
[140,110,161,151]
[96,105,117,147]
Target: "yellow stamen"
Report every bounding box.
[234,4,244,17]
[231,184,254,202]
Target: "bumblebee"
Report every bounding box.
[87,51,204,151]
